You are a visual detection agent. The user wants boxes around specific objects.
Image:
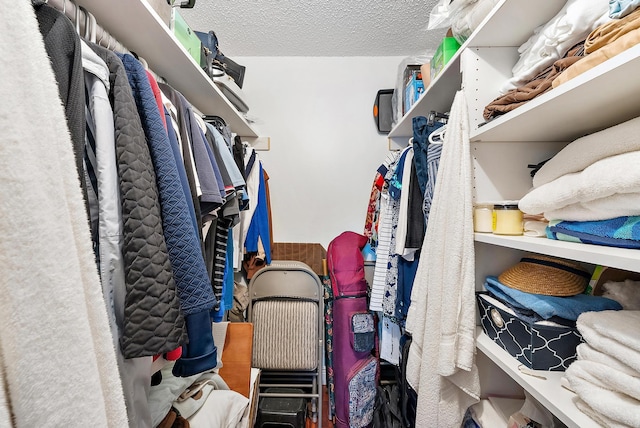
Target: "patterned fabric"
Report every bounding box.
[119,53,216,315]
[348,357,378,428]
[92,45,185,357]
[363,173,383,248]
[423,143,443,226]
[352,313,374,333]
[382,196,400,318]
[369,153,401,312]
[364,153,397,249]
[252,300,318,370]
[323,275,336,421]
[383,148,410,318]
[352,313,375,353]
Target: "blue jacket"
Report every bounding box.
[120,53,217,376]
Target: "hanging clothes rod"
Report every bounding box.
[45,0,129,54]
[44,0,166,83]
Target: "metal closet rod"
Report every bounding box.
[46,0,130,54]
[45,0,163,81]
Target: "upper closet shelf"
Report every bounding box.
[388,55,462,139]
[76,0,259,138]
[388,0,566,139]
[475,233,640,273]
[471,44,640,143]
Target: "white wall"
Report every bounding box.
[237,56,404,250]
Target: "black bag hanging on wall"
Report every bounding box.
[195,30,246,88]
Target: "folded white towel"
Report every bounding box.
[523,220,548,237]
[575,398,635,428]
[576,343,639,378]
[500,0,609,93]
[542,192,640,222]
[566,360,640,427]
[568,360,640,401]
[518,151,640,220]
[577,311,640,373]
[534,116,640,188]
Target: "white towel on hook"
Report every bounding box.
[405,90,480,427]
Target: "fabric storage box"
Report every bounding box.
[476,293,583,371]
[257,388,306,427]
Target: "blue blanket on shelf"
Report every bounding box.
[484,276,622,321]
[547,216,640,249]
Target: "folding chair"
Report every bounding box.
[248,261,324,426]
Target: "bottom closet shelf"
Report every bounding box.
[475,327,598,428]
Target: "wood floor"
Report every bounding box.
[322,385,332,427]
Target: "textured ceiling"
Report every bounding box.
[180,0,445,57]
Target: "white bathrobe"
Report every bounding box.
[405,91,480,427]
[0,1,128,426]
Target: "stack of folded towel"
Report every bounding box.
[554,5,640,87]
[484,2,640,121]
[564,311,640,427]
[519,115,640,248]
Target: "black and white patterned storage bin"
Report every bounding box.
[476,293,583,371]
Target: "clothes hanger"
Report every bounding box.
[74,3,80,35]
[428,124,447,145]
[427,110,449,126]
[87,10,97,43]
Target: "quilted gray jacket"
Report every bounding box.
[91,45,186,358]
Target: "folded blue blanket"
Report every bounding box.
[484,276,622,321]
[547,216,640,249]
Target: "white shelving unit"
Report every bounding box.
[75,0,259,138]
[388,0,566,139]
[471,44,640,143]
[475,234,640,273]
[393,0,640,426]
[476,328,599,428]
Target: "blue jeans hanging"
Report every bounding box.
[412,116,444,196]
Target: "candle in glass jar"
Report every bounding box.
[474,204,493,233]
[492,204,523,235]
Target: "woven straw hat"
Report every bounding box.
[497,255,590,296]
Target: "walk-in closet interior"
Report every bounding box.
[2,0,640,427]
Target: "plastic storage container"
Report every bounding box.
[257,388,307,428]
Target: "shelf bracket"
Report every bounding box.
[243,136,270,151]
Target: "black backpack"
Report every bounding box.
[373,383,403,428]
[399,334,418,428]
